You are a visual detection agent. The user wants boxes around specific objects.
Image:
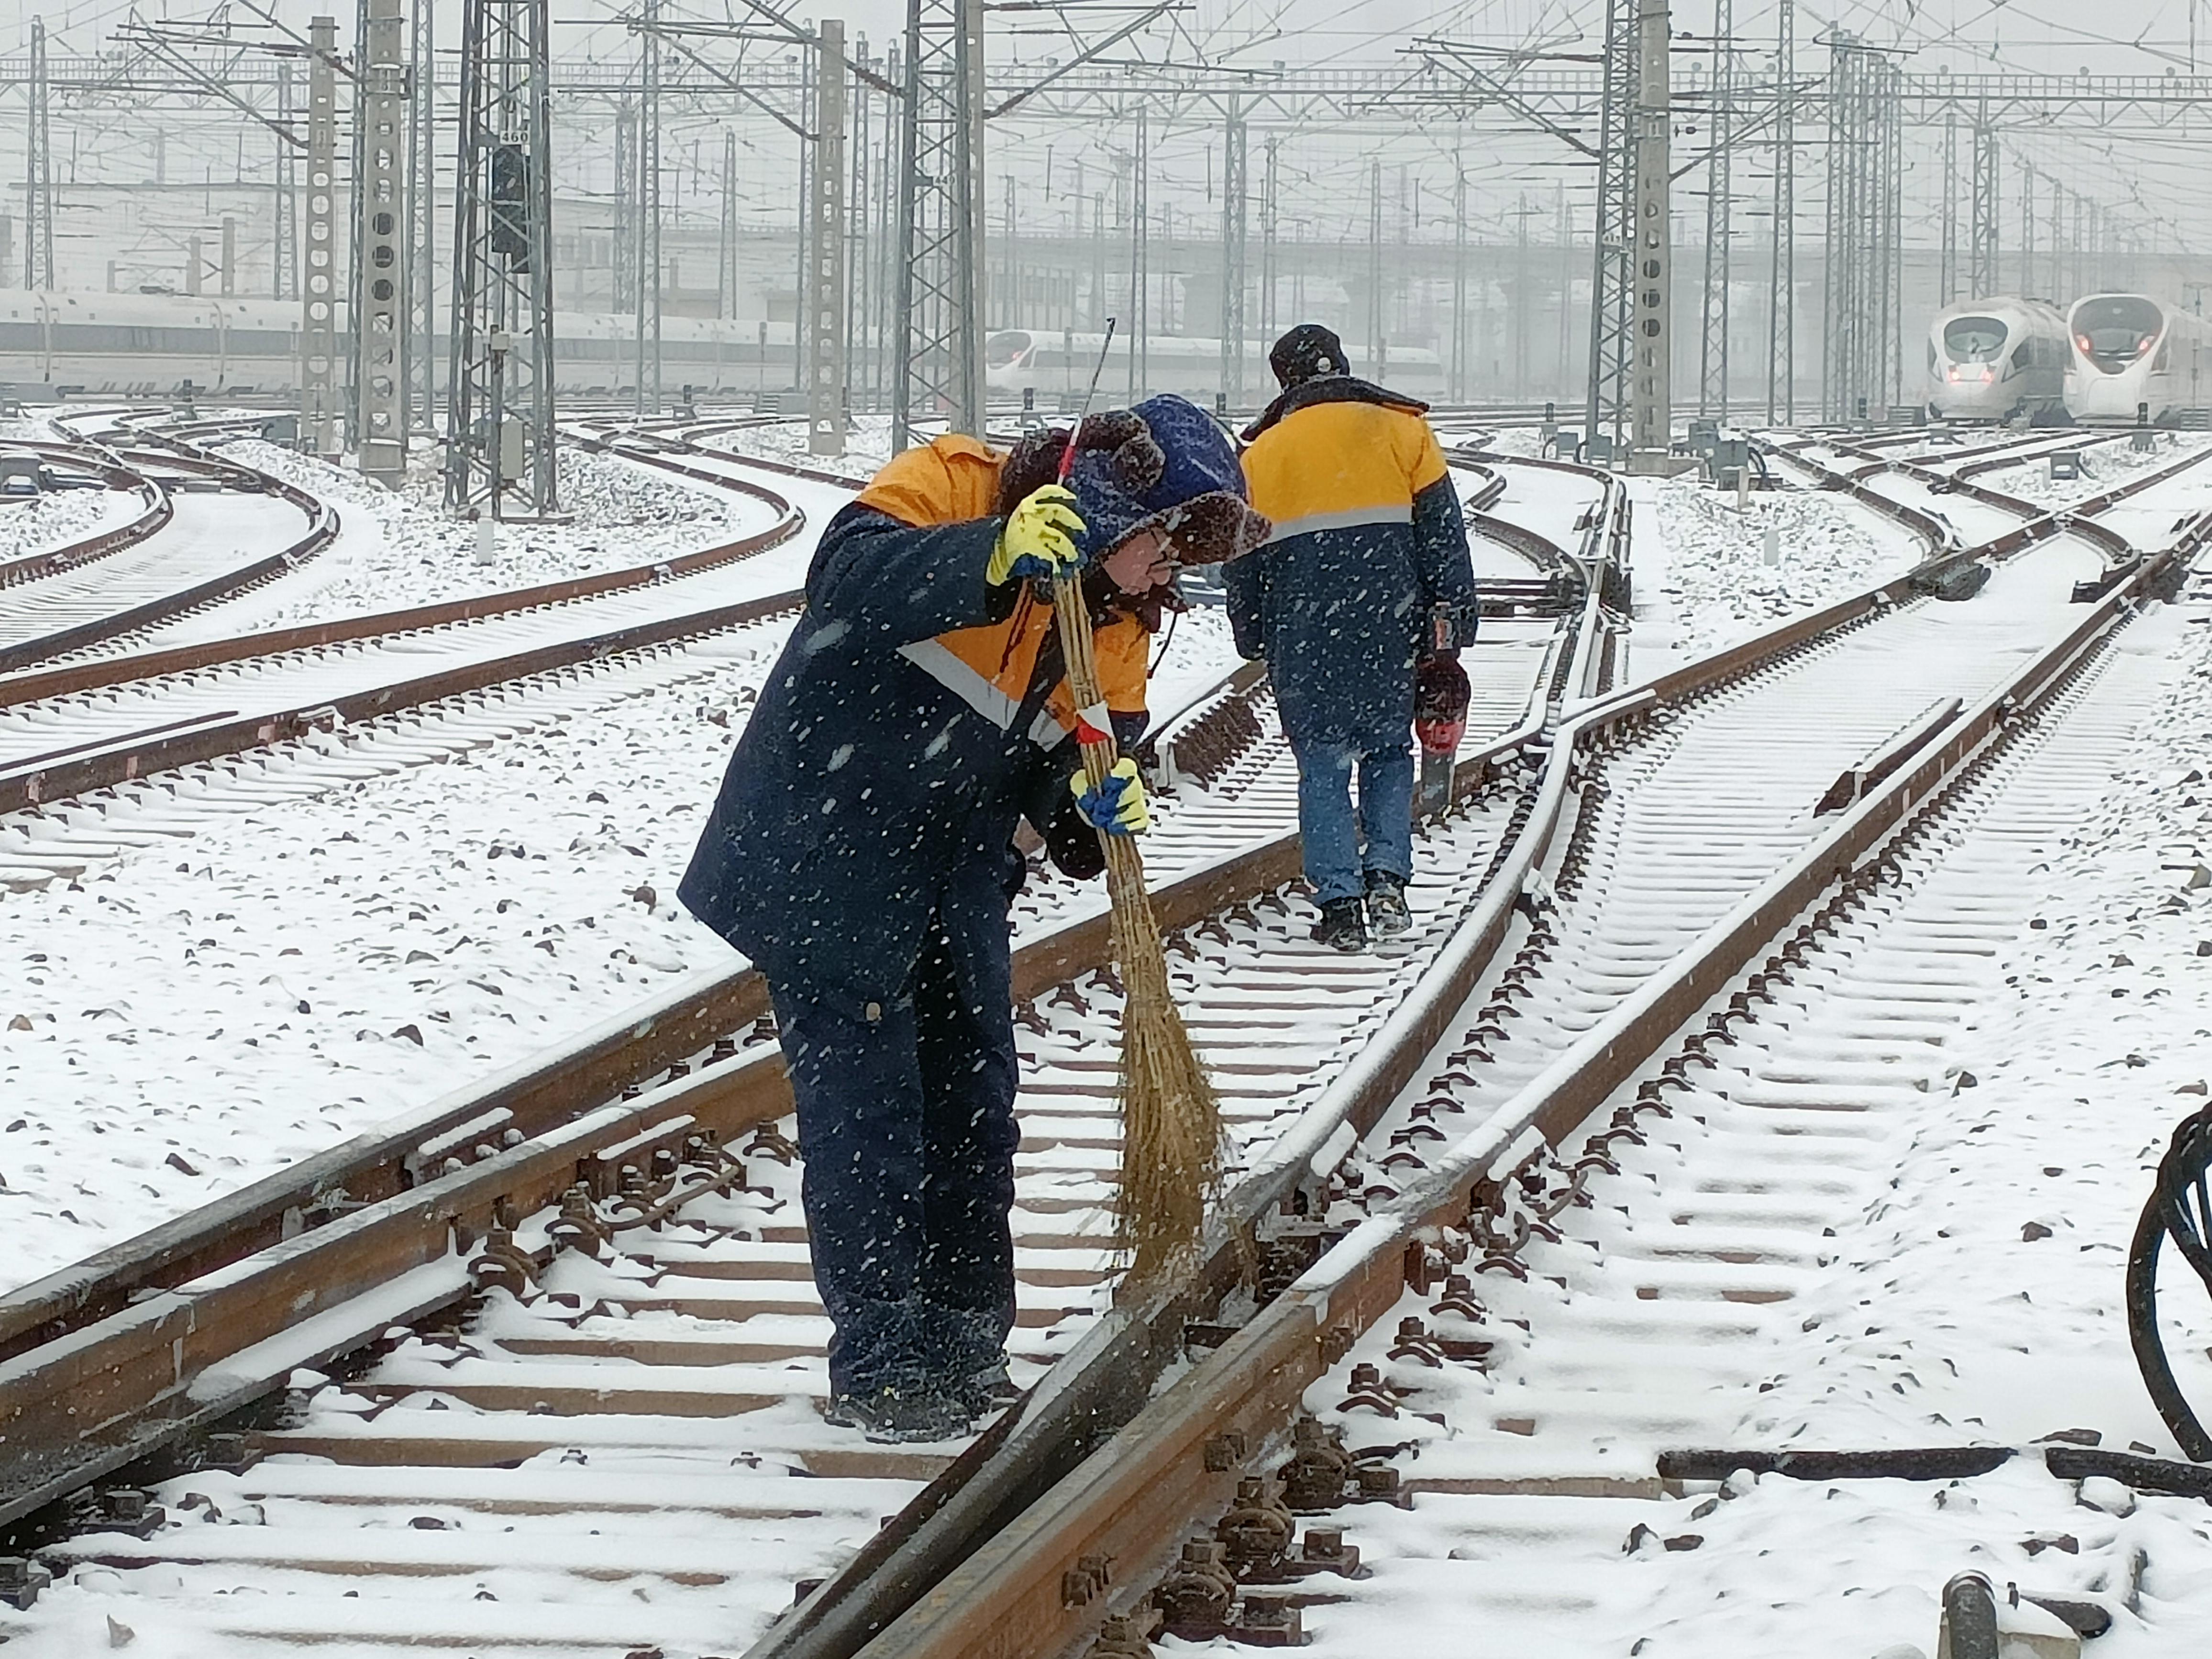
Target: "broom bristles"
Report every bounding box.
[1045,568,1224,1281]
[1103,846,1226,1280]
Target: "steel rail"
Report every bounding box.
[767,430,2212,1659]
[0,449,1603,1585]
[0,433,337,674]
[1766,431,2212,578]
[0,469,806,815]
[0,441,168,593]
[850,481,2206,1659]
[0,560,1592,1548]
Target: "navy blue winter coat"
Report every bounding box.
[1228,387,1478,751]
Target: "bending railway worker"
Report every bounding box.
[1229,323,1480,952]
[679,396,1268,1443]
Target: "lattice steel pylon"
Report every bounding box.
[444,0,559,517]
[1218,99,1246,409]
[276,58,298,301]
[1697,0,1733,420]
[23,16,54,291]
[892,0,985,445]
[1766,0,1795,424]
[1938,107,1957,306]
[356,0,409,487]
[634,0,662,417]
[1969,99,1998,299]
[1821,33,1900,422]
[1583,0,1639,455]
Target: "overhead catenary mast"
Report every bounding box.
[892,0,986,444]
[355,0,409,487]
[445,0,559,518]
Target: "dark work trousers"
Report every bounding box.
[765,862,1021,1400]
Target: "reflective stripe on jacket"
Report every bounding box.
[1231,396,1478,751]
[859,435,1149,739]
[678,434,1150,1007]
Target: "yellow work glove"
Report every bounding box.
[987,484,1086,586]
[1071,757,1150,836]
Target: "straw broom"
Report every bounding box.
[1044,347,1223,1281]
[1048,569,1223,1281]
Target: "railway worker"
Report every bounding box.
[1229,323,1480,952]
[679,397,1268,1443]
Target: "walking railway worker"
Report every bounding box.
[1229,323,1480,952]
[679,396,1268,1443]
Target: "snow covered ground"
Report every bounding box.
[200,440,760,627]
[702,413,900,475]
[0,475,143,566]
[1973,431,2211,509]
[1624,472,1926,671]
[0,461,1248,1293]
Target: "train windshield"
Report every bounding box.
[984,330,1035,369]
[1942,317,2008,363]
[2071,297,2164,373]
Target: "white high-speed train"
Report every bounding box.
[1924,297,2069,423]
[984,328,1448,406]
[0,289,806,398]
[2064,294,2212,425]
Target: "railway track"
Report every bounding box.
[844,464,2212,1659]
[0,429,336,675]
[0,444,816,887]
[9,425,2201,1658]
[0,442,1604,1654]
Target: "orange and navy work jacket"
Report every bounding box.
[856,433,1150,747]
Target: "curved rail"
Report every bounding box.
[0,440,169,593]
[17,432,2184,1654]
[0,453,1602,1543]
[841,478,2212,1659]
[0,429,337,674]
[0,463,806,815]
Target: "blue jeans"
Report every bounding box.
[1292,738,1414,904]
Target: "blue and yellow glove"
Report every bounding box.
[1071,757,1150,836]
[987,484,1086,586]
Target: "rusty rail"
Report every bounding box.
[0,448,1611,1555]
[0,463,806,814]
[841,483,2207,1659]
[0,433,337,674]
[0,441,170,592]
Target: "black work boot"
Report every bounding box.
[1364,872,1412,938]
[1311,896,1368,952]
[825,1385,973,1444]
